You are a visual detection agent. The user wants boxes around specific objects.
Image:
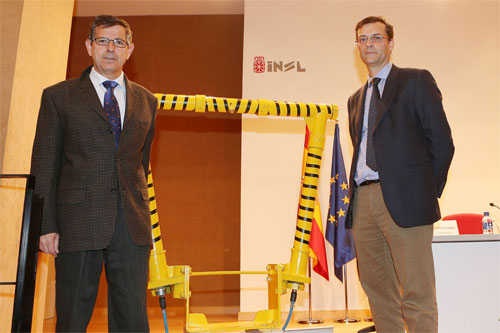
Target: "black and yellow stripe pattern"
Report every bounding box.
[151,93,338,290]
[286,112,330,289]
[155,93,338,119]
[148,168,161,245]
[295,151,322,246]
[147,165,170,295]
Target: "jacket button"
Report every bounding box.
[111,188,117,193]
[106,129,113,134]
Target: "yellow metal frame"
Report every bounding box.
[147,94,338,332]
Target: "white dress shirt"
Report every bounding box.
[89,67,126,128]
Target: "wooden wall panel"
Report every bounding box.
[0,0,74,329]
[66,15,243,309]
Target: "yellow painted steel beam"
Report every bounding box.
[191,271,267,276]
[286,112,328,289]
[147,93,338,331]
[155,93,338,119]
[147,166,172,297]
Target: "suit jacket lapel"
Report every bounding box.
[353,84,368,148]
[123,75,137,128]
[77,67,109,123]
[375,65,400,128]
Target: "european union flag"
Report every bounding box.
[325,123,356,282]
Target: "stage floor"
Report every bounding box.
[43,308,374,333]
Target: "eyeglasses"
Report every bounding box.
[93,37,128,48]
[356,34,389,44]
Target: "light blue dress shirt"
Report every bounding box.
[354,62,392,186]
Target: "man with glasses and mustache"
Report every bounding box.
[31,15,157,332]
[345,16,454,332]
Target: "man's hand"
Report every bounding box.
[39,233,60,257]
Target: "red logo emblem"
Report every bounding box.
[253,56,265,73]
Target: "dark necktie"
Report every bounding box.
[366,77,381,171]
[103,80,121,147]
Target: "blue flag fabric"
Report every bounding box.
[325,123,356,282]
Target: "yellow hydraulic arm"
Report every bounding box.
[148,94,338,332]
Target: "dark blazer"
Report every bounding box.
[346,65,454,228]
[31,66,158,252]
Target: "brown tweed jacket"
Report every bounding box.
[30,66,158,252]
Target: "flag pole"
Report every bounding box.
[326,121,359,323]
[298,257,323,324]
[334,264,360,323]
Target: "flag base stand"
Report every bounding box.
[334,316,360,323]
[332,265,360,324]
[298,318,324,325]
[364,317,373,322]
[298,258,324,326]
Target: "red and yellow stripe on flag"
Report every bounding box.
[302,125,329,281]
[310,198,329,280]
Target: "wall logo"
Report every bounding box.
[253,56,306,73]
[253,56,266,73]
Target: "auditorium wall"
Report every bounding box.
[67,14,244,309]
[241,0,500,312]
[1,0,498,323]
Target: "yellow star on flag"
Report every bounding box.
[328,214,336,224]
[337,208,345,217]
[342,195,350,205]
[340,182,348,190]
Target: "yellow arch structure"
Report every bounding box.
[147,94,338,332]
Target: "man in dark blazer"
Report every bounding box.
[31,15,157,332]
[346,16,454,332]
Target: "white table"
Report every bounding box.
[433,234,500,333]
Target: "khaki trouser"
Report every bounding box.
[352,183,438,333]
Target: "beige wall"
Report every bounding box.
[241,0,500,312]
[1,0,498,326]
[0,0,74,331]
[0,1,23,173]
